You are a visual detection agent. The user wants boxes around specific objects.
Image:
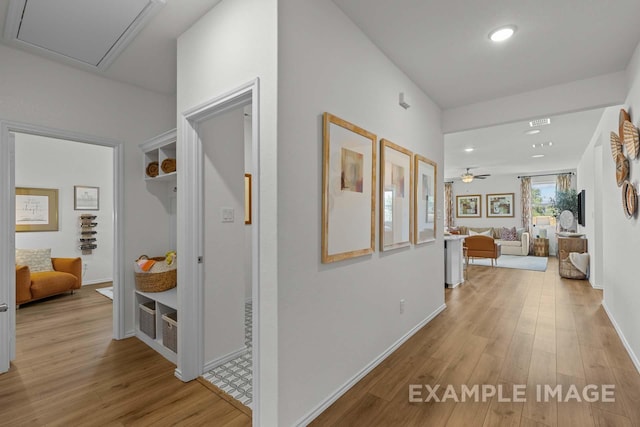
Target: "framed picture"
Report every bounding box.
[414,154,437,244]
[322,112,376,263]
[456,194,481,218]
[74,186,99,210]
[486,193,515,217]
[380,139,413,251]
[16,187,59,232]
[245,173,252,225]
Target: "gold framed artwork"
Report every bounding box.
[486,193,515,218]
[456,194,481,218]
[15,187,59,232]
[322,112,377,263]
[74,185,99,210]
[245,173,252,225]
[413,154,437,244]
[380,139,413,251]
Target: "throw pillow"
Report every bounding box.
[16,248,54,272]
[501,227,518,241]
[516,227,525,240]
[469,229,492,236]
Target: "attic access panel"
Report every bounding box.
[4,0,165,70]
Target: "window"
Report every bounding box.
[531,181,556,225]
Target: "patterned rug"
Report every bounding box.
[95,286,113,300]
[201,301,252,408]
[466,255,548,272]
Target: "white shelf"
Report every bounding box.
[140,129,177,182]
[135,287,177,310]
[135,289,178,364]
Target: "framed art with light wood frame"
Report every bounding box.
[322,112,377,263]
[486,193,515,218]
[380,139,413,251]
[15,187,59,232]
[456,194,481,218]
[413,154,437,244]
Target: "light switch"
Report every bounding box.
[221,208,235,223]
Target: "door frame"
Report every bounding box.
[177,78,261,423]
[0,120,126,372]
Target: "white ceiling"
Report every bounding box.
[0,0,222,95]
[444,108,605,180]
[334,0,640,109]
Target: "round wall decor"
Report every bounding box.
[615,152,629,186]
[623,120,639,159]
[622,181,637,218]
[620,108,631,145]
[610,132,622,161]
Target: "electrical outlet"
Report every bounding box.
[400,299,406,314]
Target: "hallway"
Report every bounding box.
[313,259,640,426]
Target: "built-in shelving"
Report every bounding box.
[135,288,177,364]
[136,127,179,364]
[140,129,177,182]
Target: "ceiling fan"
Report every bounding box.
[460,168,490,183]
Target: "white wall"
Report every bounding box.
[177,0,278,422]
[577,39,640,371]
[201,108,246,365]
[0,43,176,333]
[451,173,522,229]
[15,134,113,284]
[278,1,444,424]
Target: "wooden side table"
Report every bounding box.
[533,238,549,257]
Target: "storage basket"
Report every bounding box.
[559,258,587,280]
[162,311,178,353]
[139,301,156,339]
[134,255,177,292]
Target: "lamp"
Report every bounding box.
[461,173,474,183]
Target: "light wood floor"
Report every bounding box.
[0,284,250,427]
[312,258,640,427]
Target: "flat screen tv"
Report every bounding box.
[578,190,585,227]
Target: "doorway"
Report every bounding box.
[178,79,260,421]
[0,121,125,373]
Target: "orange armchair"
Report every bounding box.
[16,257,82,306]
[464,235,501,266]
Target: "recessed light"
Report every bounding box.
[525,129,541,135]
[548,141,553,146]
[532,144,536,148]
[532,154,545,158]
[464,148,474,152]
[489,25,516,42]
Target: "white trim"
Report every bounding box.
[294,303,447,426]
[245,297,253,304]
[178,79,261,427]
[602,301,640,374]
[203,347,249,372]
[83,278,114,286]
[124,329,136,339]
[0,120,126,372]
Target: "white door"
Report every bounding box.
[0,131,16,374]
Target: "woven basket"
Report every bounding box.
[134,256,177,292]
[559,258,587,280]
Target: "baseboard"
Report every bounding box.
[294,303,447,426]
[602,301,640,374]
[83,278,113,286]
[124,329,136,339]
[203,346,249,372]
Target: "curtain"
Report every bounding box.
[444,182,453,229]
[557,173,572,193]
[520,177,533,254]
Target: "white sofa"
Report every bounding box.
[457,227,530,256]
